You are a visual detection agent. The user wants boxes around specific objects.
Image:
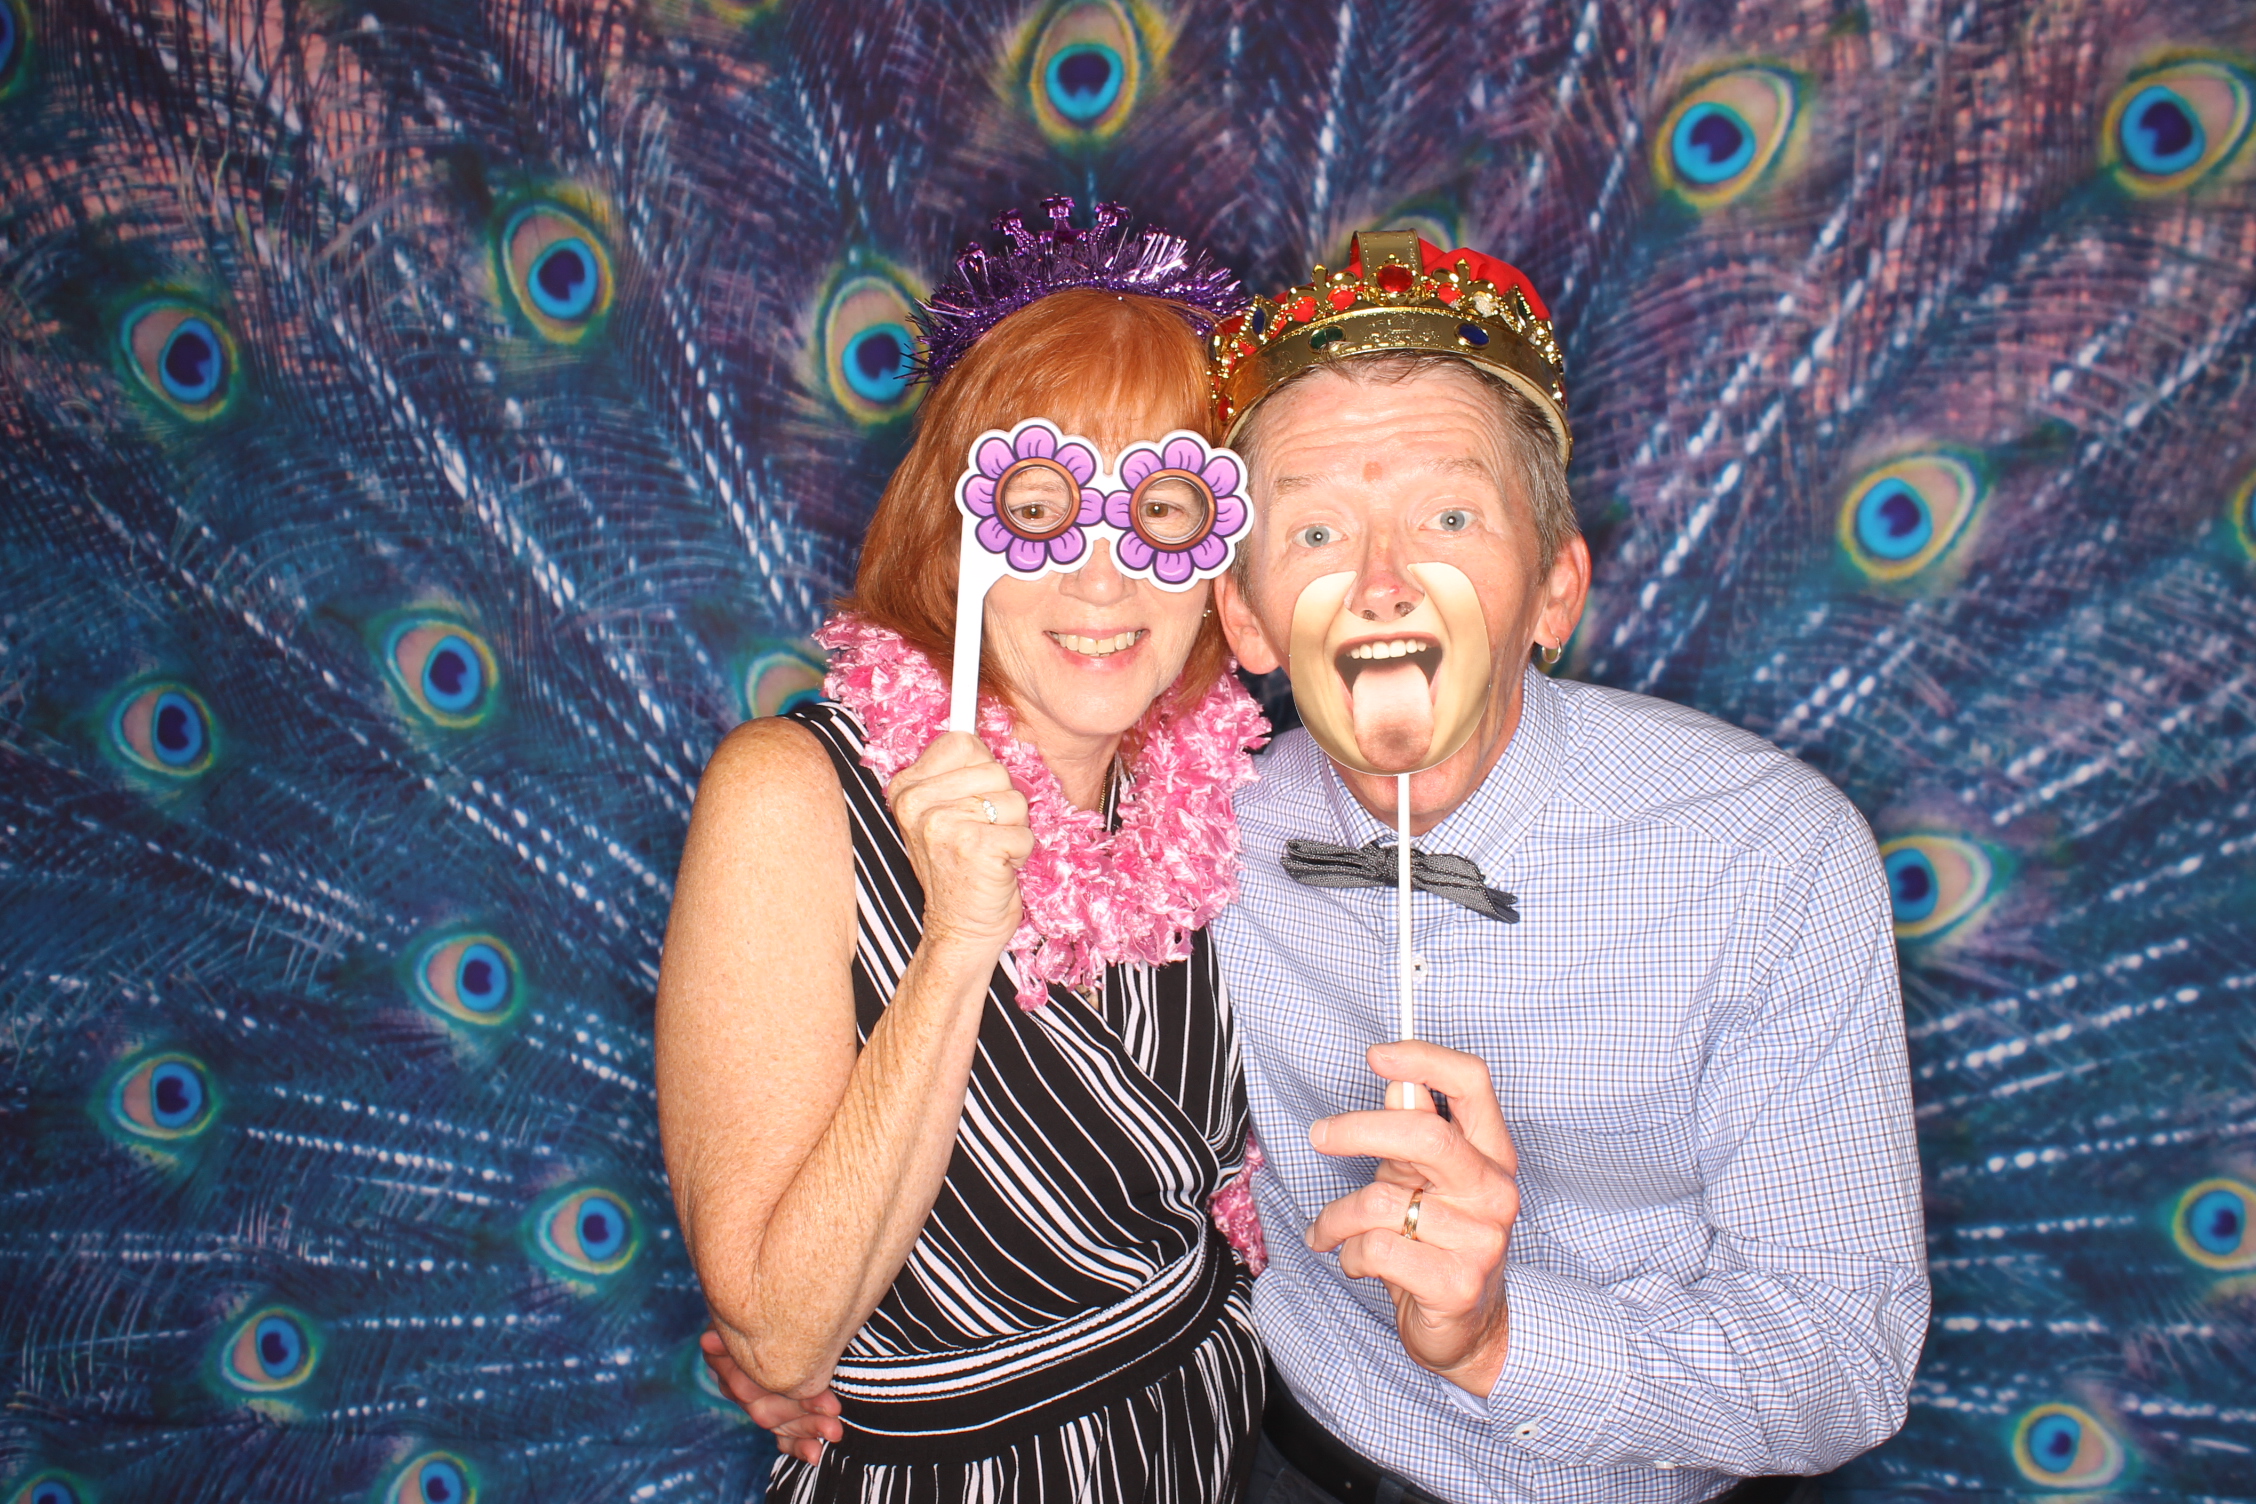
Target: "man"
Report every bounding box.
[711,232,1928,1504]
[1205,233,1927,1504]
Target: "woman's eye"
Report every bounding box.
[1293,525,1336,547]
[1012,501,1056,522]
[1436,509,1472,532]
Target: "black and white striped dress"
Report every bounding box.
[768,701,1263,1504]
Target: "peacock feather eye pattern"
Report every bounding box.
[382,619,498,730]
[530,1187,640,1279]
[2172,1178,2256,1271]
[118,301,236,420]
[107,682,216,777]
[1836,454,1984,584]
[2229,467,2256,562]
[499,204,615,343]
[743,640,827,720]
[383,1452,476,1504]
[0,0,30,101]
[815,262,924,425]
[105,1052,216,1142]
[1023,0,1149,143]
[11,1473,89,1504]
[412,933,523,1028]
[2102,59,2253,195]
[218,1306,320,1394]
[2010,1402,2127,1489]
[1653,67,1799,208]
[1879,836,1995,942]
[695,0,778,23]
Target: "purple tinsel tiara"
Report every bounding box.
[913,196,1246,382]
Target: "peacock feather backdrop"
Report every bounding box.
[2,1,2252,1499]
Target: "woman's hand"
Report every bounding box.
[885,732,1032,955]
[700,1327,842,1465]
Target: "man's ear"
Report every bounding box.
[1536,533,1593,653]
[1215,572,1283,675]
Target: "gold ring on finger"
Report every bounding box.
[1400,1188,1424,1242]
[978,797,998,824]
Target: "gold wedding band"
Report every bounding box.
[978,797,998,824]
[1400,1188,1424,1242]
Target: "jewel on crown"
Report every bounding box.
[914,196,1246,382]
[1208,230,1572,461]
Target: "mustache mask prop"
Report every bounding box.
[1287,563,1492,777]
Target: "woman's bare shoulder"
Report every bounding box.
[707,712,831,780]
[673,717,854,896]
[666,716,853,992]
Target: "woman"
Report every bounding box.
[655,205,1269,1503]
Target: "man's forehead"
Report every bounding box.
[1265,450,1499,498]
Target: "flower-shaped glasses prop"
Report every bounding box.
[947,417,1251,729]
[961,421,1106,574]
[1103,437,1249,585]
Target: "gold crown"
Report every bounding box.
[1209,230,1570,462]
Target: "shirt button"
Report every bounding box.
[1654,1461,1678,1471]
[1512,1421,1539,1440]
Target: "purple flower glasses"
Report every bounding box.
[954,419,1249,589]
[960,421,1106,574]
[1103,437,1249,585]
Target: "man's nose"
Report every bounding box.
[1351,538,1423,621]
[1061,536,1129,603]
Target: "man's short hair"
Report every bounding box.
[1232,351,1579,577]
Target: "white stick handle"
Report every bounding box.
[1393,772,1421,1110]
[948,525,987,734]
[1397,772,1415,1040]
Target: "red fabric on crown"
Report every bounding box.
[1345,237,1552,322]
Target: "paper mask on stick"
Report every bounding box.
[1284,560,1498,1109]
[1286,562,1493,776]
[948,417,1251,730]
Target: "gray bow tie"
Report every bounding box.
[1280,839,1520,923]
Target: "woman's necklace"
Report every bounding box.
[816,613,1269,1009]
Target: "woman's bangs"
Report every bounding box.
[956,290,1214,450]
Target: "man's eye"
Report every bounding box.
[1293,525,1336,547]
[1436,509,1472,532]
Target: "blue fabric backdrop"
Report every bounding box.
[3,1,2253,1500]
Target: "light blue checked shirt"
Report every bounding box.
[1214,665,1928,1504]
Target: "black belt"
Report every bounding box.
[1261,1364,1452,1504]
[1262,1362,1815,1504]
[1709,1479,1813,1504]
[832,1236,1238,1465]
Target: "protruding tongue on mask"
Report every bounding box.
[1348,660,1435,770]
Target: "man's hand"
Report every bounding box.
[698,1327,844,1464]
[1304,1040,1520,1397]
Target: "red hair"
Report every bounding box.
[841,287,1233,717]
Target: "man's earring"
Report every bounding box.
[1539,643,1562,665]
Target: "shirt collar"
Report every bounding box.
[1317,662,1570,869]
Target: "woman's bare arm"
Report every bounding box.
[655,720,1029,1399]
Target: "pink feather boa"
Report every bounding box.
[815,612,1272,1272]
[814,612,1269,1009]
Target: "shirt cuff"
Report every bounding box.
[1483,1262,1632,1463]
